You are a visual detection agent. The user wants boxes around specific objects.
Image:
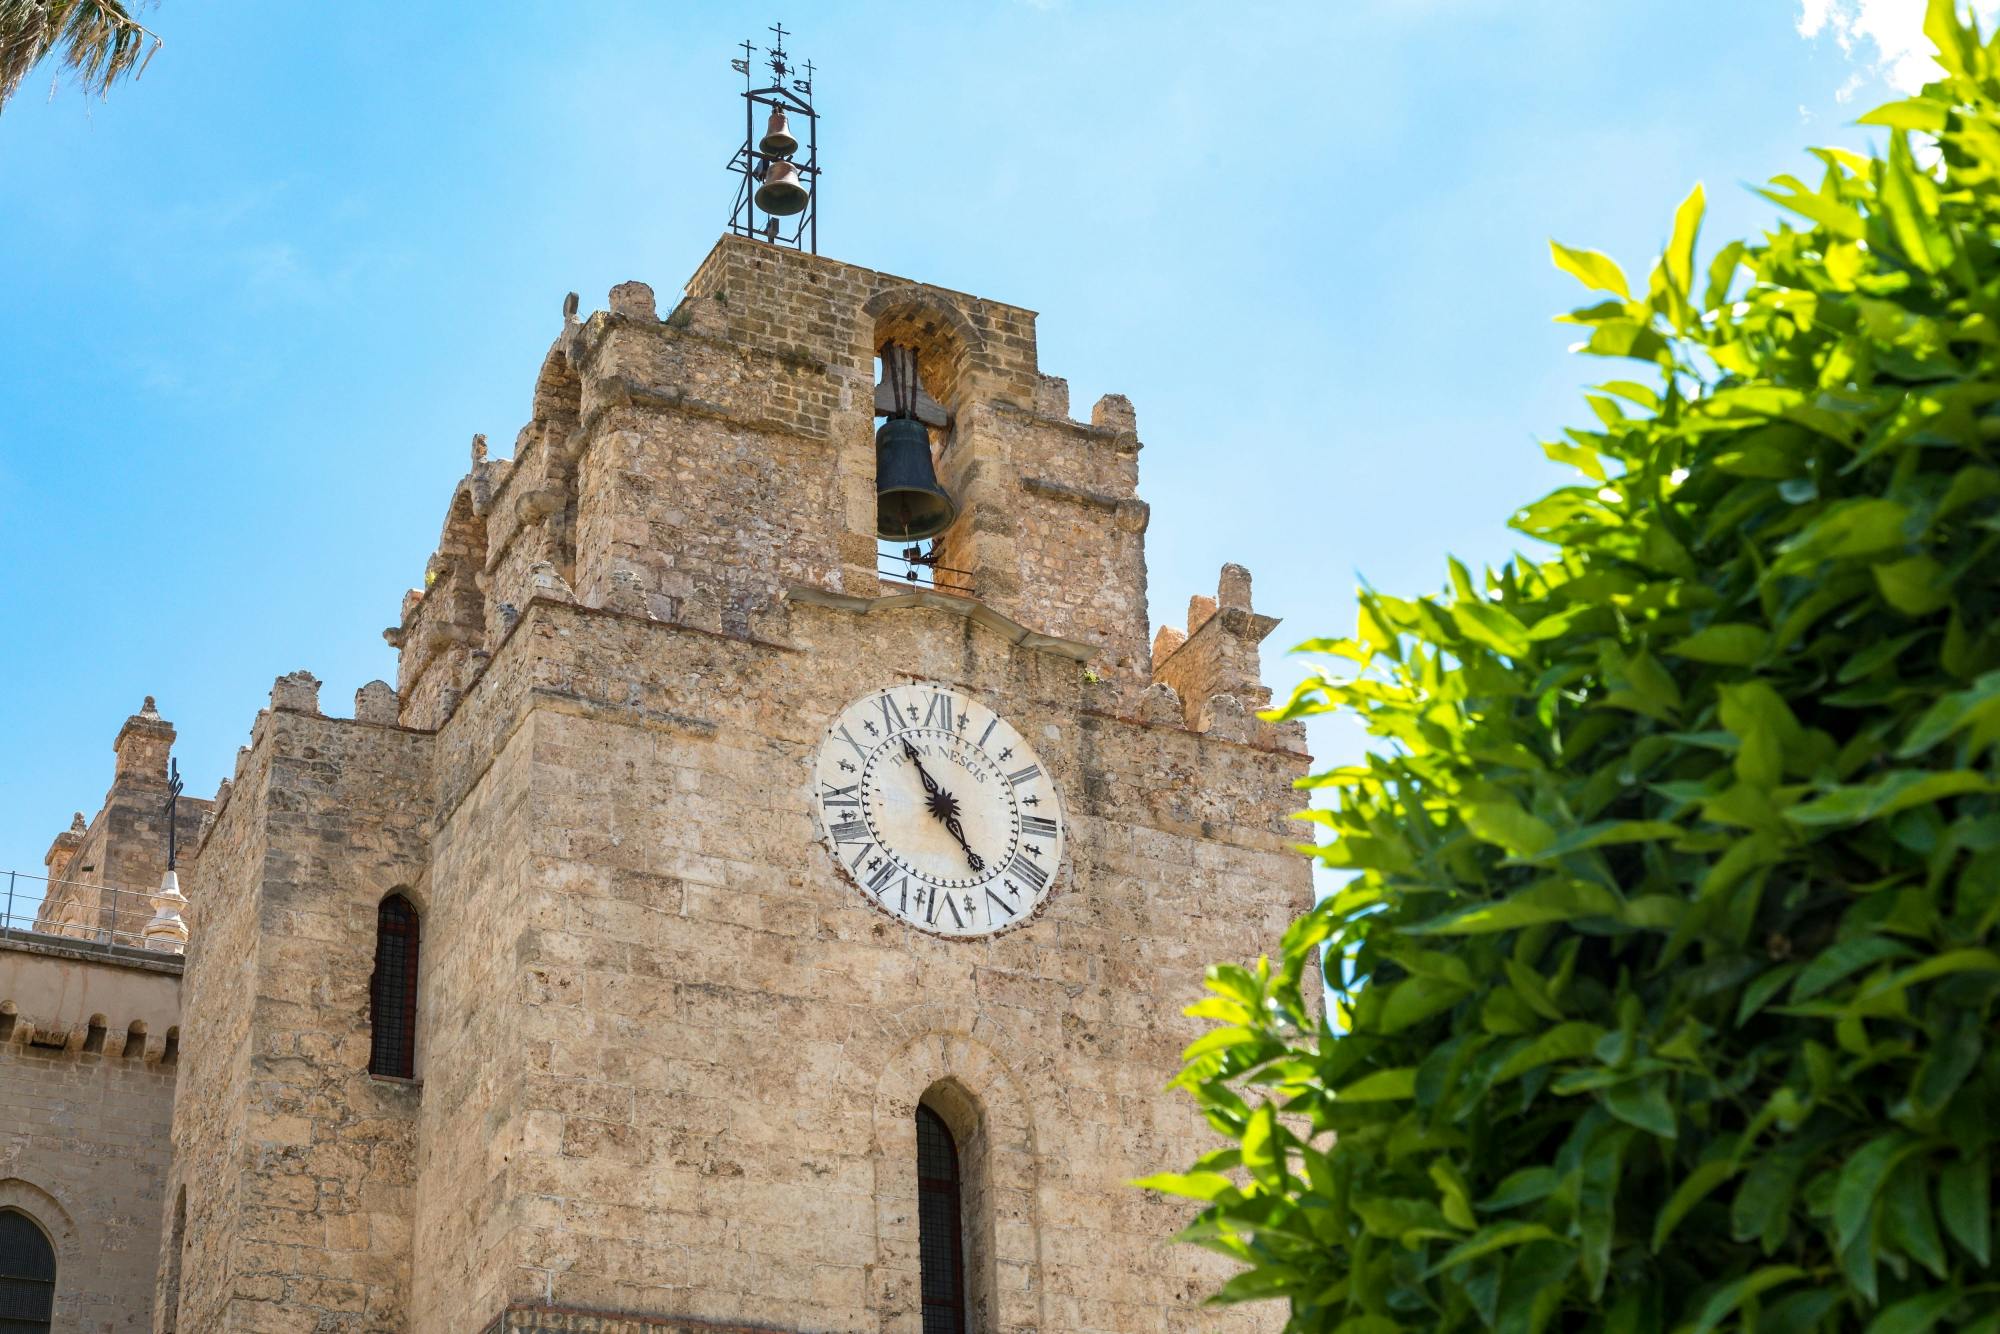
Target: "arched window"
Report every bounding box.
[368,894,420,1079]
[0,1208,56,1333]
[915,1104,966,1334]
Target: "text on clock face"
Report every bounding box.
[813,683,1064,938]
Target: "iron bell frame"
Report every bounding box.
[727,25,819,254]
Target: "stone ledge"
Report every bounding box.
[787,584,1098,664]
[483,1303,803,1334]
[0,929,184,976]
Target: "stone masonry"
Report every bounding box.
[0,932,182,1332]
[22,234,1311,1332]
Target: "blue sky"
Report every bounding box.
[0,1,1968,895]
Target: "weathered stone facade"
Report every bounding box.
[18,236,1311,1332]
[0,933,181,1332]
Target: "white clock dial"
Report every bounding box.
[812,682,1065,938]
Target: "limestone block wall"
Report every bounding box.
[402,592,1308,1334]
[165,715,270,1333]
[940,397,1151,680]
[168,680,435,1333]
[0,936,181,1333]
[384,240,1173,736]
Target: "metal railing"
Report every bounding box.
[877,543,975,598]
[2,868,165,952]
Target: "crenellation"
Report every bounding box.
[269,669,322,714]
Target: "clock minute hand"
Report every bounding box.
[943,814,985,873]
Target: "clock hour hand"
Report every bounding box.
[901,739,984,872]
[901,737,945,800]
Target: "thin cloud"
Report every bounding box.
[1797,0,2000,93]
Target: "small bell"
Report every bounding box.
[875,418,958,541]
[754,158,809,216]
[758,108,800,159]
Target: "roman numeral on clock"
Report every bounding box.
[866,861,910,914]
[1006,764,1041,787]
[928,888,965,929]
[874,693,906,737]
[922,692,955,732]
[820,782,860,808]
[828,816,869,845]
[1006,852,1048,891]
[1020,814,1057,837]
[984,888,1017,920]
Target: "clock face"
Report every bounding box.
[812,682,1065,938]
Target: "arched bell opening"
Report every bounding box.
[865,296,980,597]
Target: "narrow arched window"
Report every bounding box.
[0,1208,56,1333]
[159,1187,186,1333]
[916,1104,966,1334]
[368,894,420,1079]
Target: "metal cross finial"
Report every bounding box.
[732,37,753,77]
[767,20,790,81]
[164,757,184,871]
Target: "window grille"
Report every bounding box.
[916,1104,966,1334]
[0,1209,55,1334]
[368,895,420,1079]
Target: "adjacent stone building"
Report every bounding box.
[4,235,1311,1332]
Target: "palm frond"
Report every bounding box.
[0,0,161,114]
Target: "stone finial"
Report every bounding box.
[1033,375,1071,419]
[1219,563,1253,611]
[494,602,521,636]
[471,433,489,464]
[1136,681,1183,727]
[271,670,322,714]
[563,291,580,322]
[1200,693,1255,744]
[1187,595,1218,634]
[1090,393,1137,434]
[113,698,175,780]
[143,869,190,954]
[401,588,425,619]
[603,568,651,617]
[1152,625,1186,665]
[355,680,400,725]
[69,812,86,834]
[527,561,576,604]
[609,281,657,321]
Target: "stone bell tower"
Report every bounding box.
[159,53,1310,1326]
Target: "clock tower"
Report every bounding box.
[161,235,1312,1333]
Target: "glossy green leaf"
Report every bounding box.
[1834,1132,1922,1251]
[1651,1159,1738,1252]
[1938,1151,1990,1266]
[1551,241,1632,299]
[1863,1289,1960,1334]
[1666,623,1770,665]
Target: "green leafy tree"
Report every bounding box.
[1144,5,2000,1330]
[1,0,160,115]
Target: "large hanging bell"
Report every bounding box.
[758,108,800,159]
[754,157,809,216]
[875,418,958,541]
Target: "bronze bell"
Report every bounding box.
[757,108,800,159]
[875,418,958,541]
[754,158,809,216]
